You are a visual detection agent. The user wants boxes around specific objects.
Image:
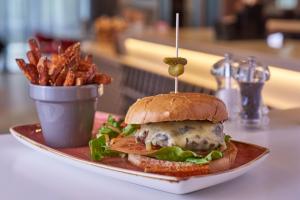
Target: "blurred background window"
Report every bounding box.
[0,0,90,42]
[276,0,298,10]
[1,0,300,72]
[0,0,90,72]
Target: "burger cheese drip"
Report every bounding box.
[135,121,226,152]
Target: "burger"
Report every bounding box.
[110,93,238,176]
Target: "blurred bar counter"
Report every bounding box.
[124,28,300,72]
[82,28,300,113]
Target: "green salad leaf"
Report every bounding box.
[149,146,198,162]
[185,157,210,165]
[97,115,141,138]
[186,150,223,164]
[98,126,119,138]
[107,115,121,128]
[107,115,116,125]
[90,115,131,161]
[206,150,223,160]
[122,124,140,136]
[96,115,123,139]
[224,135,232,143]
[149,146,223,165]
[89,134,120,161]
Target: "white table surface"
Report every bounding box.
[1,108,300,200]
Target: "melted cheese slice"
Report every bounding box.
[135,121,226,151]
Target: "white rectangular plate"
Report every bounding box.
[10,124,269,194]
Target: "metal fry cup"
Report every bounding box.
[29,84,99,148]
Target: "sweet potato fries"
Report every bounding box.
[16,38,111,86]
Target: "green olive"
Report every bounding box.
[163,57,187,66]
[168,64,184,77]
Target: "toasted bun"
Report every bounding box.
[125,93,228,124]
[128,142,238,177]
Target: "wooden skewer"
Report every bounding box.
[175,13,179,93]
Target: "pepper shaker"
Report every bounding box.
[234,56,270,128]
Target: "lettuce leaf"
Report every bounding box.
[185,157,210,165]
[149,146,198,162]
[149,146,223,164]
[89,134,120,161]
[224,135,232,143]
[186,150,223,164]
[122,124,140,136]
[98,126,119,138]
[107,115,122,129]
